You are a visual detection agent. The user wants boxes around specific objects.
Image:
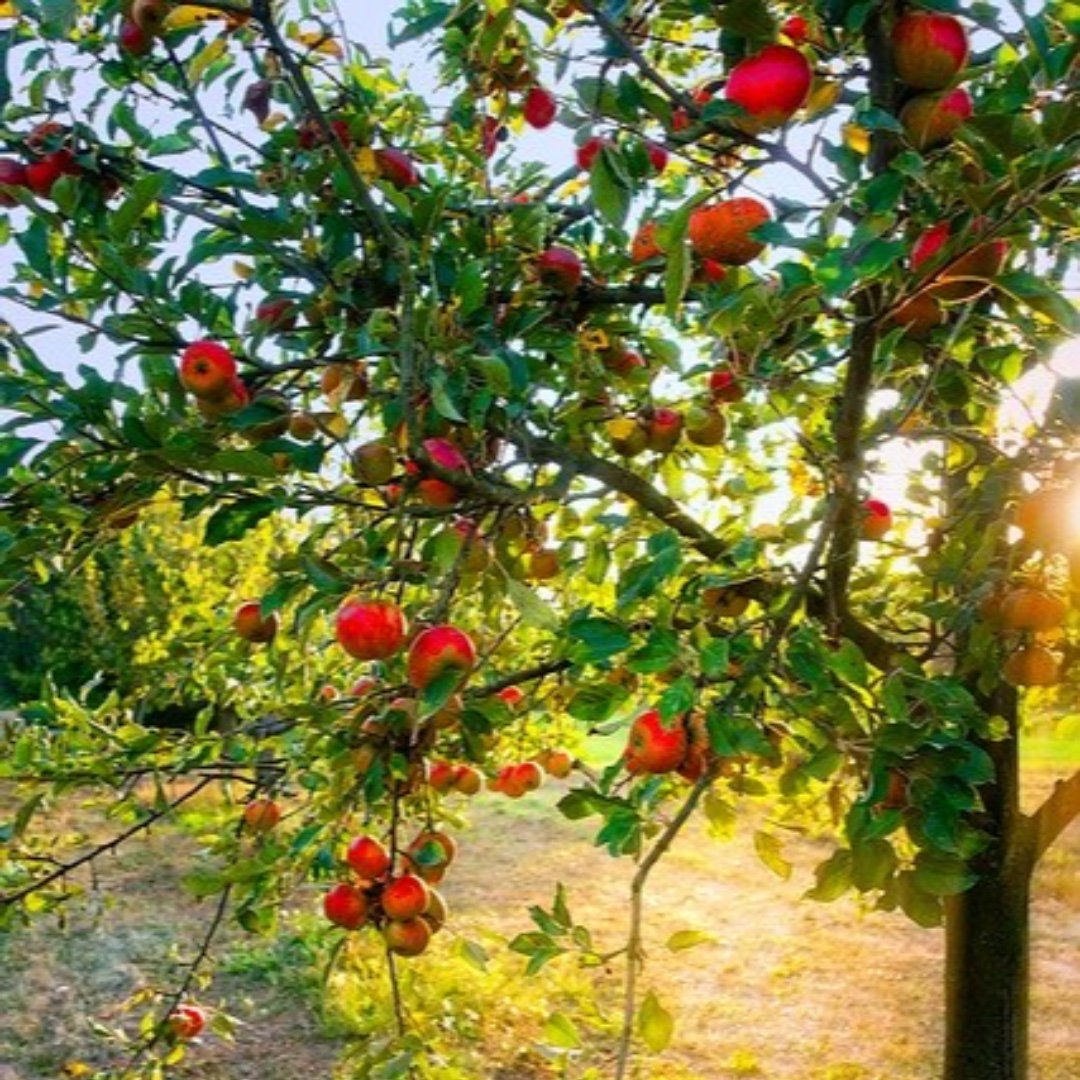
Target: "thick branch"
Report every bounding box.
[1025,768,1080,867]
[509,433,728,562]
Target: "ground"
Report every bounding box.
[0,746,1077,1079]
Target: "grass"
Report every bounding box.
[0,741,1076,1079]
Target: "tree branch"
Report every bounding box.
[1025,767,1080,867]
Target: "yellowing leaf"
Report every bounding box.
[189,38,228,84]
[806,80,841,119]
[355,146,379,182]
[542,1012,582,1049]
[164,6,220,29]
[638,989,674,1052]
[754,830,793,880]
[292,30,344,58]
[665,929,717,952]
[233,261,254,280]
[843,123,870,155]
[0,2,18,17]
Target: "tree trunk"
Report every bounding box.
[944,684,1032,1080]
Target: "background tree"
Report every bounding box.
[0,1,1077,1078]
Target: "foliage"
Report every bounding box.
[0,0,1078,1076]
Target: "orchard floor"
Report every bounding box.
[0,757,1077,1080]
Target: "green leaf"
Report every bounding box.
[912,852,977,897]
[568,614,632,662]
[590,147,631,228]
[996,271,1080,332]
[203,496,281,546]
[806,849,853,902]
[567,682,630,724]
[206,449,280,479]
[505,578,559,632]
[110,172,170,242]
[542,1012,582,1050]
[638,990,675,1053]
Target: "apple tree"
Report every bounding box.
[0,1,1078,1078]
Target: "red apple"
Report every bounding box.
[623,709,689,775]
[324,882,368,929]
[688,198,771,265]
[523,86,557,129]
[482,115,504,158]
[0,158,27,205]
[536,246,583,292]
[407,624,477,690]
[132,0,169,35]
[575,135,611,171]
[346,835,391,880]
[119,18,153,56]
[724,44,813,132]
[645,407,683,453]
[375,147,420,188]
[630,221,663,264]
[254,297,298,332]
[892,11,969,91]
[243,798,281,833]
[646,141,669,174]
[910,221,951,272]
[454,765,482,795]
[861,499,893,540]
[167,1004,206,1041]
[781,15,810,43]
[384,917,432,957]
[233,601,278,644]
[179,341,237,400]
[335,598,407,661]
[900,87,973,151]
[496,685,525,708]
[25,151,75,199]
[382,874,430,920]
[709,367,745,402]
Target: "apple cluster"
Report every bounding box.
[323,831,454,957]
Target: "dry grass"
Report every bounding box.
[0,755,1076,1079]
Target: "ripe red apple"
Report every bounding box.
[688,198,771,265]
[695,258,728,285]
[384,916,432,957]
[781,15,810,43]
[335,598,407,661]
[455,765,482,795]
[512,761,544,792]
[351,441,396,486]
[254,297,298,332]
[407,624,477,690]
[375,147,420,188]
[427,760,459,794]
[892,11,969,91]
[646,141,669,174]
[481,115,503,158]
[624,709,689,775]
[25,151,75,199]
[382,874,430,920]
[912,221,1009,301]
[324,882,368,929]
[167,1004,206,1041]
[541,749,574,778]
[346,835,391,880]
[119,18,154,56]
[724,44,813,132]
[242,798,281,833]
[709,367,745,403]
[179,341,237,400]
[424,887,449,932]
[644,407,683,453]
[523,86,557,129]
[900,87,973,151]
[630,221,663,264]
[861,499,893,540]
[602,347,648,376]
[0,158,27,205]
[233,601,278,644]
[536,246,583,292]
[575,135,611,171]
[497,685,525,708]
